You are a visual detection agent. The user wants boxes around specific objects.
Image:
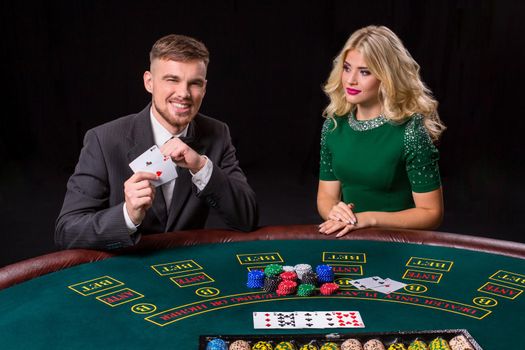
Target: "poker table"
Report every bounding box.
[1,225,524,349]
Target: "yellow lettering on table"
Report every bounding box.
[151,260,203,276]
[68,276,124,296]
[473,296,498,307]
[236,253,284,265]
[489,270,525,288]
[404,284,428,294]
[322,252,367,263]
[406,257,453,272]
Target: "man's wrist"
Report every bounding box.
[190,155,207,174]
[123,204,139,234]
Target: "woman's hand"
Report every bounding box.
[327,202,357,225]
[319,212,374,237]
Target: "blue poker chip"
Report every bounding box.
[247,270,265,288]
[206,338,227,350]
[316,265,334,283]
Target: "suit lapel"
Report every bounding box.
[126,104,168,225]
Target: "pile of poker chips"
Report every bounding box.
[246,263,340,297]
[205,335,474,350]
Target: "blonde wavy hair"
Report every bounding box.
[323,25,446,141]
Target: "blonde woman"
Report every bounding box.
[318,25,446,237]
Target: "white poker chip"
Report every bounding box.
[294,264,313,279]
[282,265,295,272]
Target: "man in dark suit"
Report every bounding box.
[55,34,258,250]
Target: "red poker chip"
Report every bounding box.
[280,271,298,281]
[276,280,297,295]
[320,282,339,295]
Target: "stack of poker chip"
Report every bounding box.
[387,342,407,350]
[206,338,228,350]
[276,280,298,296]
[407,339,428,350]
[448,335,473,350]
[263,275,281,292]
[320,342,339,350]
[252,341,274,350]
[280,271,298,282]
[276,341,296,350]
[319,282,339,295]
[229,340,251,350]
[363,339,385,350]
[300,271,318,286]
[246,270,265,289]
[297,283,316,296]
[265,264,284,277]
[341,338,363,350]
[315,265,334,283]
[428,338,451,350]
[294,264,313,280]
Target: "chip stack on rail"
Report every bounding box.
[316,265,334,283]
[428,338,451,350]
[388,342,407,350]
[229,340,251,350]
[407,339,428,350]
[206,338,228,350]
[253,341,274,350]
[448,335,473,350]
[247,270,265,289]
[341,338,363,350]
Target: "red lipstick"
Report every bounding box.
[346,88,361,95]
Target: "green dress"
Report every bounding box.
[319,112,441,213]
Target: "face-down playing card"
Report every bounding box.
[129,145,177,187]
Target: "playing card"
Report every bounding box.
[370,278,407,294]
[294,311,317,328]
[349,276,385,290]
[294,311,365,329]
[129,145,177,187]
[330,311,365,328]
[253,312,297,329]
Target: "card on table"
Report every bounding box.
[349,276,406,294]
[128,145,177,187]
[253,311,364,329]
[349,276,385,290]
[371,278,407,294]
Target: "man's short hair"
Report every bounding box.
[150,34,209,66]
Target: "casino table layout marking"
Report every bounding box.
[46,240,522,350]
[63,248,525,329]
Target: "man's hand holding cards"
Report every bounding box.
[125,145,178,225]
[129,145,178,187]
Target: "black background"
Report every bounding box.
[1,0,524,267]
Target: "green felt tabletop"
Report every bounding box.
[0,240,523,349]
